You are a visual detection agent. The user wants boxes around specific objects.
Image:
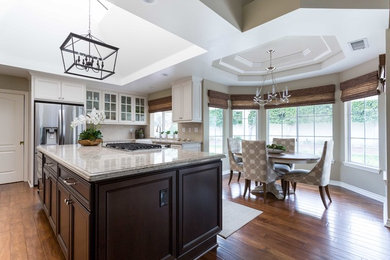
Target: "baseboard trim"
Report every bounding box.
[330,180,385,203]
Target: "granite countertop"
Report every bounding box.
[37,144,224,182]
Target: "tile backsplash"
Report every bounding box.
[99,125,144,141]
[178,123,203,142]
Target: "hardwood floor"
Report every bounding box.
[201,175,390,260]
[0,177,388,260]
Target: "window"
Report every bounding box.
[267,104,333,155]
[232,109,257,140]
[150,111,178,138]
[209,107,224,153]
[347,96,379,168]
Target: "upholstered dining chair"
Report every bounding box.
[272,138,296,191]
[227,138,243,185]
[282,140,334,209]
[241,140,282,203]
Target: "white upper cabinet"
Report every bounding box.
[119,94,133,123]
[134,97,147,125]
[86,89,147,125]
[86,90,101,114]
[34,78,61,101]
[103,92,118,123]
[172,77,202,123]
[61,81,86,103]
[33,76,85,104]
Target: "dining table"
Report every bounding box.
[234,152,320,199]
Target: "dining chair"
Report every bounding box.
[227,138,243,185]
[241,140,282,202]
[282,140,334,209]
[272,138,296,191]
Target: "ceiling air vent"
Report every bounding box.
[348,38,369,51]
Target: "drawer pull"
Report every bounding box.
[63,178,77,186]
[64,199,73,205]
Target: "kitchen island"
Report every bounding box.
[36,144,224,260]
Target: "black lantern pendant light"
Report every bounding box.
[60,0,119,80]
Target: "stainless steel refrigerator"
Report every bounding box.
[34,102,84,185]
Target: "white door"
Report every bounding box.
[0,93,24,184]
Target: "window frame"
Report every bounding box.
[232,109,258,140]
[209,107,224,154]
[266,104,333,155]
[346,96,379,170]
[149,111,178,138]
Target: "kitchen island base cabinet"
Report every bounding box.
[57,182,91,260]
[39,151,222,260]
[97,171,176,260]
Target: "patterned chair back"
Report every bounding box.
[241,140,280,184]
[227,138,241,167]
[272,138,295,153]
[313,140,334,186]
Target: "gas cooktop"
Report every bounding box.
[105,142,162,151]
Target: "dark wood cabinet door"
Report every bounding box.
[48,174,57,232]
[57,182,71,260]
[177,162,222,257]
[97,171,176,260]
[70,196,90,260]
[43,169,50,216]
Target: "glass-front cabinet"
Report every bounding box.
[86,90,100,114]
[135,97,146,124]
[104,92,117,122]
[86,89,147,125]
[120,95,132,123]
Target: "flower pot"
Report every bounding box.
[78,139,103,146]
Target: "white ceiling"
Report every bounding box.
[213,35,345,81]
[0,0,388,94]
[0,0,205,87]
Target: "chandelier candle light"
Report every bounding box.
[253,50,291,106]
[60,0,119,80]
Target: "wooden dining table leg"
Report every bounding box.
[263,183,267,203]
[237,172,241,182]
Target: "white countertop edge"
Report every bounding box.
[37,146,224,182]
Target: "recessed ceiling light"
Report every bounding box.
[162,73,168,77]
[143,0,156,4]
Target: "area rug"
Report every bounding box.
[219,199,263,238]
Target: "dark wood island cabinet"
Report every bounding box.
[36,149,222,260]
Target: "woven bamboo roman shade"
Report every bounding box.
[340,71,380,102]
[148,96,172,113]
[208,90,229,109]
[264,84,336,109]
[230,95,259,109]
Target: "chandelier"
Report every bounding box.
[60,0,119,80]
[253,50,290,106]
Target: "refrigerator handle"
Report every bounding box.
[58,108,63,145]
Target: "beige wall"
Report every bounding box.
[0,74,29,92]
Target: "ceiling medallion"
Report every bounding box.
[60,0,119,80]
[254,49,290,107]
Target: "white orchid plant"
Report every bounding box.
[71,108,105,141]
